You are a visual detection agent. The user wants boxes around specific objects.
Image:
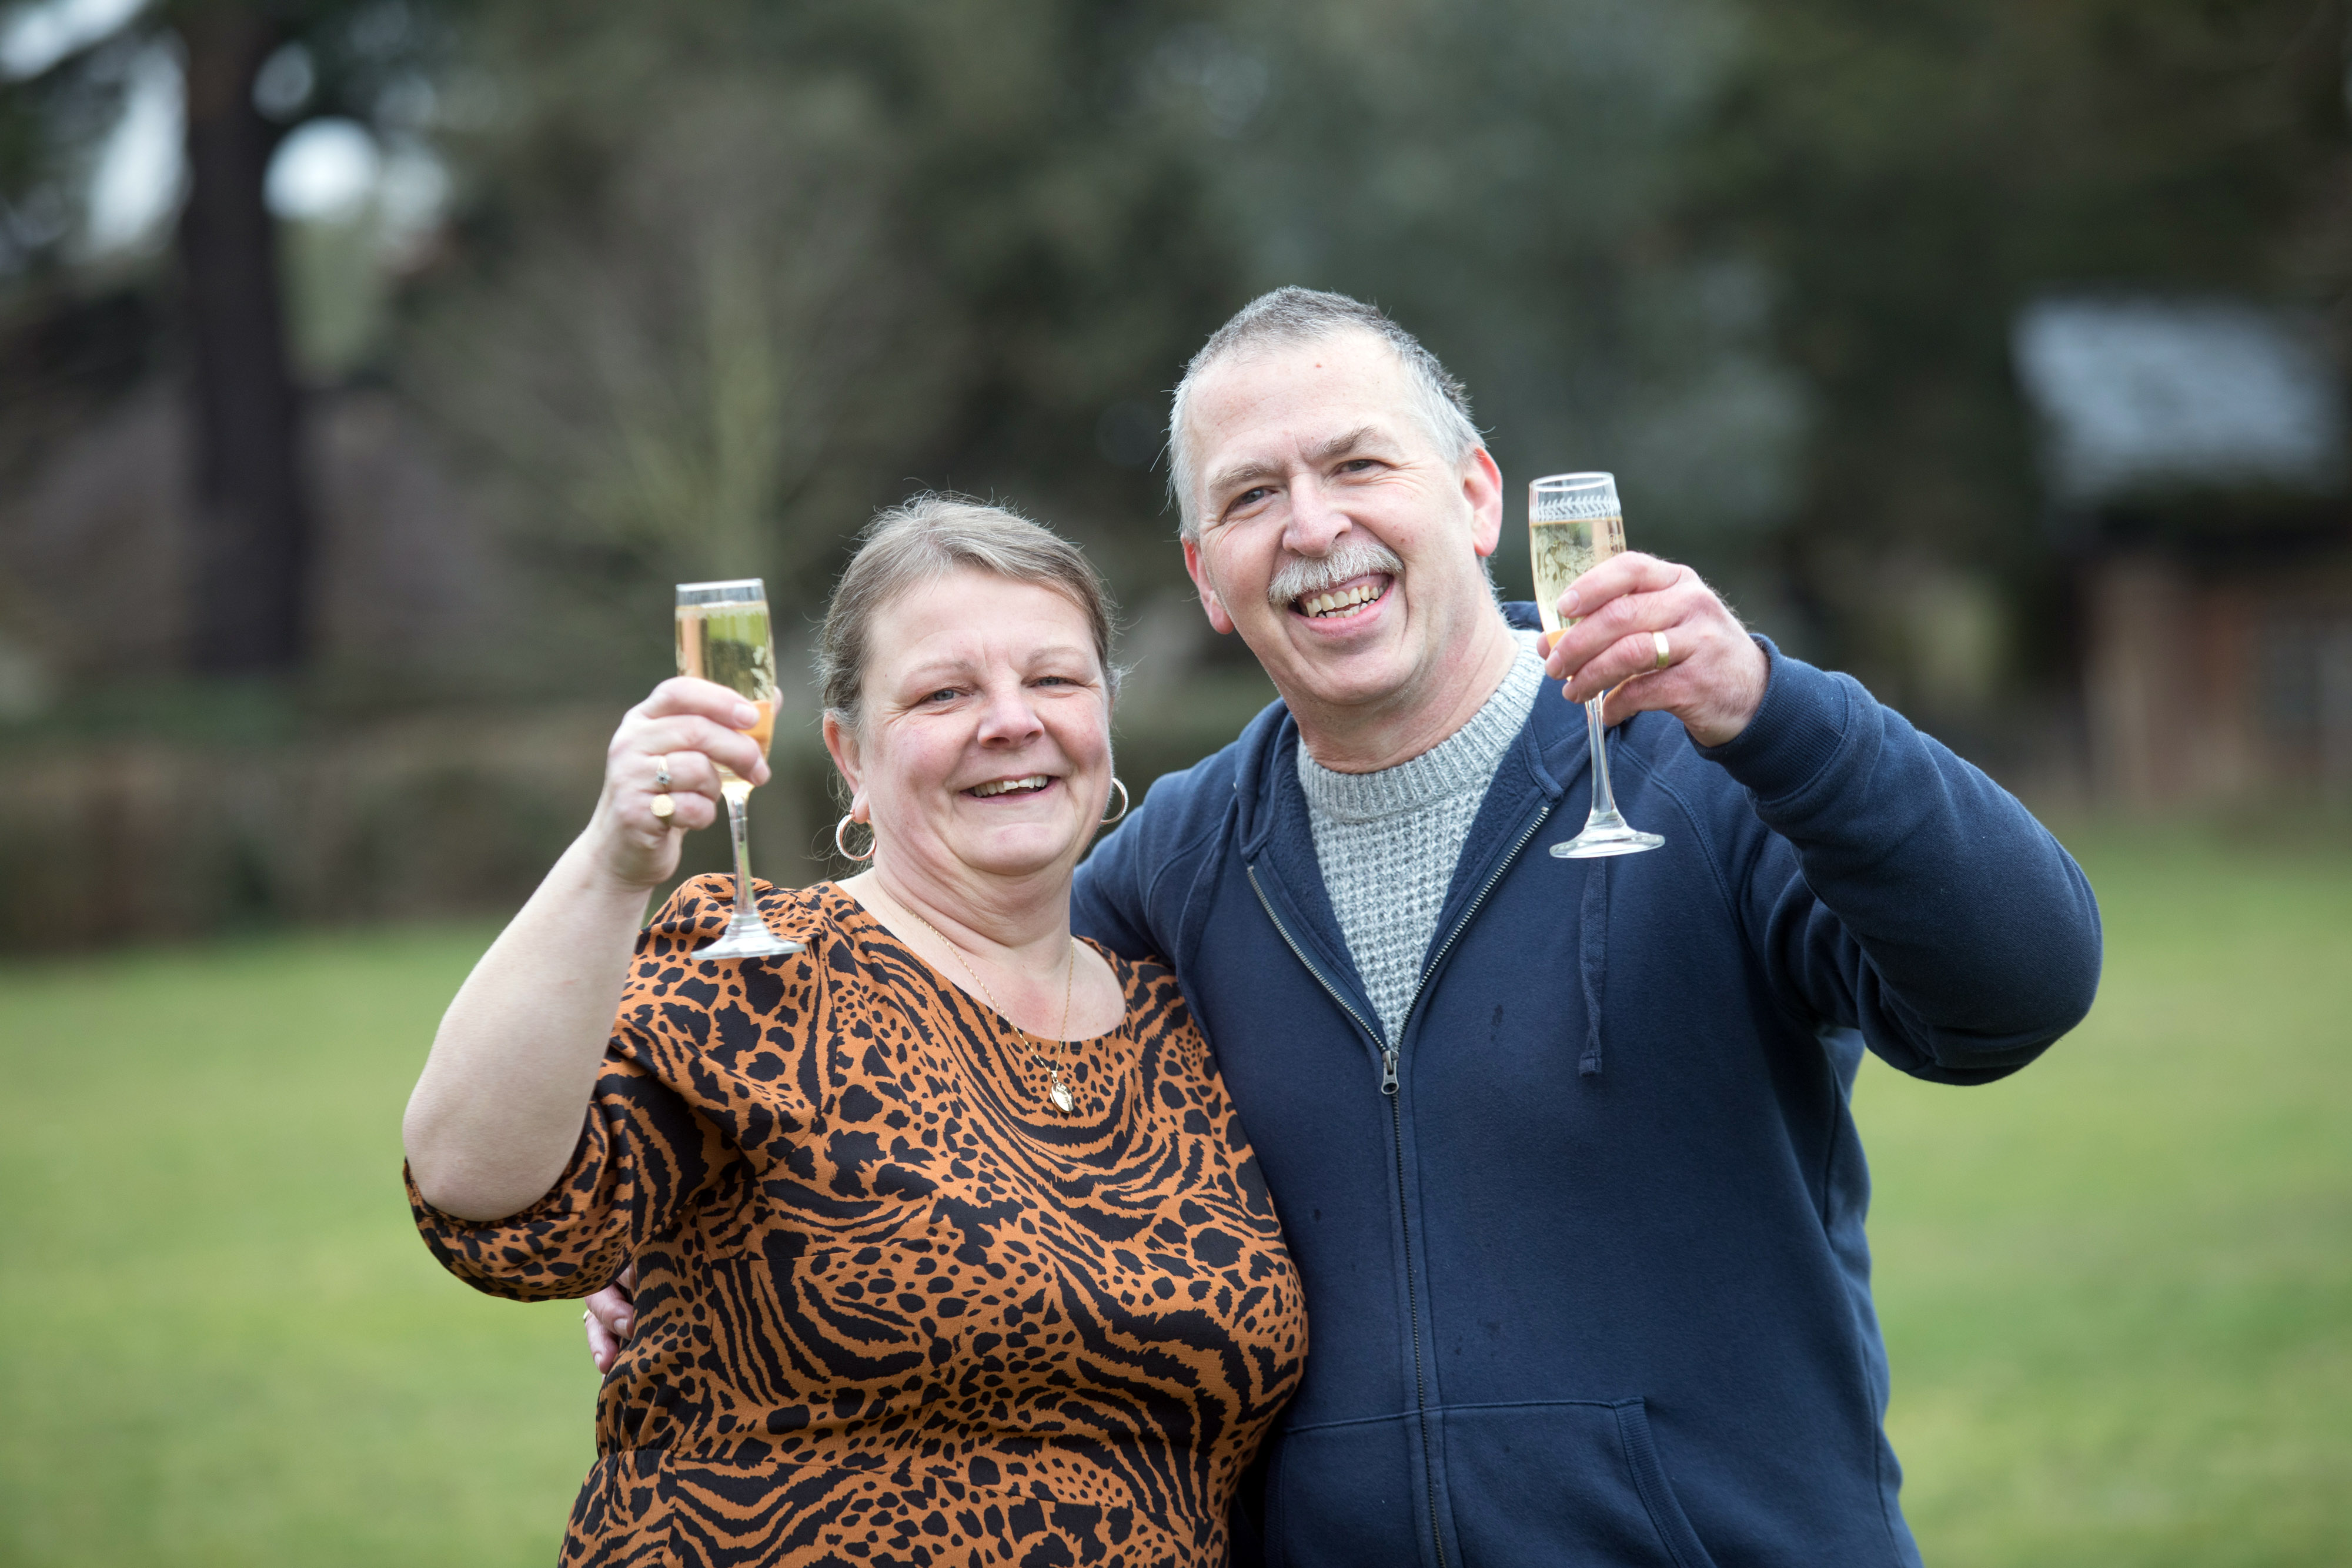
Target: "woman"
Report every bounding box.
[403,497,1304,1566]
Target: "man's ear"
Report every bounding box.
[1183,537,1238,636]
[1464,446,1505,560]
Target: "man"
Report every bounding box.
[596,288,2101,1565]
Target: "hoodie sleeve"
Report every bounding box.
[1074,778,1175,961]
[1075,749,1245,964]
[1696,639,2103,1084]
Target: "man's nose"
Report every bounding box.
[1281,474,1351,556]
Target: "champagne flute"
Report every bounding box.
[1529,473,1663,859]
[675,579,800,959]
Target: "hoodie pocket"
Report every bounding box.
[1438,1399,1718,1568]
[1263,1413,1425,1568]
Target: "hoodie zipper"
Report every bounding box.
[1244,797,1553,1568]
[1398,803,1554,1042]
[1247,864,1444,1567]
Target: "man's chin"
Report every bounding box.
[1264,638,1418,715]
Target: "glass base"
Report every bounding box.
[1549,813,1664,859]
[696,911,801,960]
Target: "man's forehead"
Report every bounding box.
[1195,327,1409,411]
[1192,338,1422,458]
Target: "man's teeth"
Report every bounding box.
[971,775,1050,797]
[1299,581,1383,618]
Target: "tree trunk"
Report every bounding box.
[176,3,308,674]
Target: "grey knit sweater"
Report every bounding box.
[1298,633,1545,1045]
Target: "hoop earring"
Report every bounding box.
[834,814,875,861]
[1100,777,1130,825]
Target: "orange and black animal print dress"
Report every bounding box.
[409,879,1305,1567]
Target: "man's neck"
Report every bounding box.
[1289,607,1521,774]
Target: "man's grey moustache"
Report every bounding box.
[1267,544,1406,607]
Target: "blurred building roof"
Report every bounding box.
[2012,297,2346,507]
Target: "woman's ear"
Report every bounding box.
[821,713,864,810]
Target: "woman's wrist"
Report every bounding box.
[569,809,679,903]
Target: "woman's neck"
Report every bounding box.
[841,852,1125,1043]
[842,858,1072,981]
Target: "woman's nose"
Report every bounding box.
[973,683,1045,744]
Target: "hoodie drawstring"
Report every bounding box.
[1578,857,1609,1076]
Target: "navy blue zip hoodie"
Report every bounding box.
[1071,610,2102,1568]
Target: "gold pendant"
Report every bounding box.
[1048,1072,1075,1114]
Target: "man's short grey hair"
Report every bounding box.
[1168,287,1482,539]
[816,494,1121,737]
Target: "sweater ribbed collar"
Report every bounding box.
[1295,632,1544,825]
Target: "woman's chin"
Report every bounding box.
[951,820,1088,880]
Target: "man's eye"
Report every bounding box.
[1337,459,1377,474]
[926,688,960,703]
[1234,486,1272,509]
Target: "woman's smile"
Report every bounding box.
[967,773,1057,798]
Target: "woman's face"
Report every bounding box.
[830,568,1112,893]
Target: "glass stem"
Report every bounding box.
[724,786,757,926]
[1583,696,1626,827]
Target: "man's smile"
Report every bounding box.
[1292,573,1393,621]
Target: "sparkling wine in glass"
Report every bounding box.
[1529,473,1663,859]
[676,579,799,959]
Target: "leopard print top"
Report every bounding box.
[410,878,1305,1567]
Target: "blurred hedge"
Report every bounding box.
[0,672,1277,952]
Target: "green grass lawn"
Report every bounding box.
[1861,826,2352,1565]
[1,827,2346,1566]
[0,922,590,1567]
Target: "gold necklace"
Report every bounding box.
[891,897,1079,1114]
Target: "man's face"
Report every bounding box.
[1180,330,1505,721]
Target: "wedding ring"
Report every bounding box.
[1653,631,1671,671]
[650,754,676,824]
[583,1308,593,1323]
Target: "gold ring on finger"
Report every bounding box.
[650,793,676,824]
[1653,630,1671,672]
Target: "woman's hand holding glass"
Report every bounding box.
[589,677,774,891]
[405,675,776,1223]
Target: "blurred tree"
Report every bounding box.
[0,0,460,675]
[403,0,1795,694]
[400,0,1246,687]
[21,0,2334,716]
[1688,0,2352,702]
[177,1,306,673]
[1195,0,1800,584]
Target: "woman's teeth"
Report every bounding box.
[1298,581,1383,618]
[970,775,1051,797]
